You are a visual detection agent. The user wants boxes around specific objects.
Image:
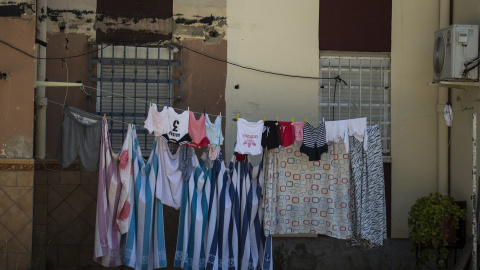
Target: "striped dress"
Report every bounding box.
[123,129,167,269]
[300,122,328,161]
[94,118,123,267]
[174,154,210,270]
[117,124,134,234]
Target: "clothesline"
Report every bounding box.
[77,84,451,124]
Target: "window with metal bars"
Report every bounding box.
[89,45,182,152]
[319,52,391,160]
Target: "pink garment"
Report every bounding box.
[293,122,304,141]
[187,111,210,148]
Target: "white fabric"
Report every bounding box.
[206,114,224,146]
[166,107,190,140]
[325,117,368,152]
[156,139,184,209]
[444,104,453,126]
[234,118,263,155]
[116,124,133,234]
[144,104,169,135]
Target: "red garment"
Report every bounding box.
[235,152,246,161]
[187,111,210,148]
[279,121,295,147]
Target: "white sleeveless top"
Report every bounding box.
[160,107,191,145]
[234,118,263,155]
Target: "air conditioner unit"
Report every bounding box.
[433,24,479,81]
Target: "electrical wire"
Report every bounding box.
[0,39,110,60]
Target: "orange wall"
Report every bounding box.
[0,15,36,159]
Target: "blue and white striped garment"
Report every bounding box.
[175,154,210,270]
[122,129,167,270]
[229,154,267,270]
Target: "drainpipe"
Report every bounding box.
[437,0,450,195]
[35,0,47,159]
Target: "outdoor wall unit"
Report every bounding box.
[433,24,479,81]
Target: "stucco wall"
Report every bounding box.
[449,0,480,240]
[390,0,440,237]
[225,0,319,159]
[0,15,35,159]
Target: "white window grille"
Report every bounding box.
[319,52,391,160]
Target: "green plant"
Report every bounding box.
[408,192,466,269]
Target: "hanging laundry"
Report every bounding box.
[228,153,266,270]
[300,122,328,161]
[347,125,387,248]
[235,118,263,155]
[156,139,185,209]
[117,124,134,234]
[261,121,281,150]
[174,153,210,270]
[325,117,368,153]
[57,106,102,171]
[264,141,352,239]
[161,107,192,145]
[279,121,295,147]
[144,103,169,136]
[293,122,304,142]
[206,114,224,160]
[188,111,210,148]
[123,131,167,269]
[93,118,122,267]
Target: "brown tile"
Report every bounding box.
[0,205,30,235]
[47,170,59,184]
[4,237,27,253]
[0,188,14,217]
[66,186,93,214]
[47,186,63,213]
[7,253,31,270]
[34,171,48,185]
[46,244,58,267]
[81,230,95,245]
[34,203,48,225]
[83,184,98,200]
[46,217,61,243]
[17,171,33,186]
[1,186,32,203]
[31,246,46,269]
[34,185,48,203]
[16,222,32,251]
[65,216,93,244]
[81,201,97,227]
[51,184,76,200]
[32,224,47,246]
[56,230,77,245]
[16,188,33,218]
[0,224,13,244]
[0,172,16,186]
[57,245,79,267]
[50,201,77,228]
[59,171,81,185]
[81,171,99,185]
[79,244,96,267]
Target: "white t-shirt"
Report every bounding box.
[234,118,263,155]
[155,138,184,209]
[160,107,191,145]
[144,104,169,136]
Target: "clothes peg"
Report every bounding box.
[151,99,154,106]
[220,112,222,118]
[292,118,294,123]
[103,113,106,120]
[263,117,265,123]
[204,108,206,115]
[237,114,239,121]
[322,118,325,124]
[276,117,279,123]
[305,118,308,124]
[188,107,190,112]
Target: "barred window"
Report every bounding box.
[90,45,182,151]
[319,52,391,160]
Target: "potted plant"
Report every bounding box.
[407,192,466,270]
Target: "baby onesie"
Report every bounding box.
[234,118,263,155]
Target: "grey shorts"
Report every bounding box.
[56,106,103,171]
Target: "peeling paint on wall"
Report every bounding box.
[45,8,96,40]
[0,1,34,17]
[174,15,226,44]
[3,135,33,158]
